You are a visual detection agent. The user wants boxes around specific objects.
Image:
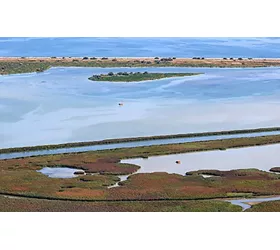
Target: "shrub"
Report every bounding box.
[83,57,89,60]
[238,58,243,60]
[160,58,173,62]
[143,71,148,74]
[201,57,205,60]
[74,171,85,175]
[108,72,114,76]
[173,57,176,59]
[154,57,159,59]
[223,58,227,60]
[51,56,56,59]
[230,57,234,60]
[101,57,108,60]
[248,58,253,60]
[112,58,117,61]
[80,176,97,182]
[72,59,79,62]
[90,57,97,60]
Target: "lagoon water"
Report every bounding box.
[2,66,280,148]
[121,143,280,175]
[37,167,84,178]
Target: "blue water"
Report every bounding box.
[2,66,280,148]
[228,196,280,211]
[1,37,280,58]
[37,167,84,178]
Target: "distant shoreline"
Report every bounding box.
[1,57,280,75]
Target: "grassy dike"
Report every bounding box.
[1,126,280,154]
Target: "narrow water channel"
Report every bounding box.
[1,130,280,160]
[226,196,280,211]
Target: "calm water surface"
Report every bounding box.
[121,143,280,174]
[2,66,280,148]
[37,167,84,178]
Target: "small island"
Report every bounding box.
[88,71,201,82]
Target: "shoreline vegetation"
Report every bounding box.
[1,57,280,75]
[88,72,200,82]
[1,126,280,154]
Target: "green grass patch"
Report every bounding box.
[0,196,242,212]
[88,72,200,82]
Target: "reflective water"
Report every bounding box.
[2,67,280,148]
[107,175,130,188]
[37,167,84,178]
[227,196,280,211]
[121,143,280,174]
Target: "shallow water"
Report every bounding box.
[121,143,280,174]
[227,196,280,211]
[37,167,84,178]
[2,66,280,148]
[107,175,130,188]
[1,130,280,160]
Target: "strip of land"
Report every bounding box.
[1,57,280,75]
[0,195,241,212]
[88,72,200,82]
[1,126,280,154]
